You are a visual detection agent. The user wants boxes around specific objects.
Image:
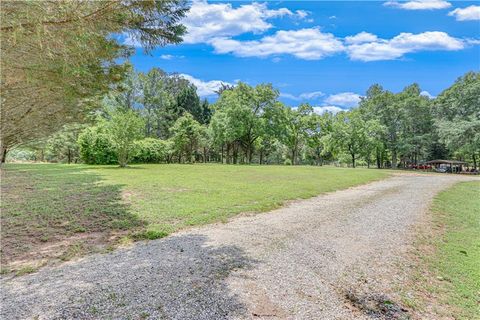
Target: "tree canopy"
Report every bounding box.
[1,0,188,156]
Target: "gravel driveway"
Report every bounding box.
[1,173,472,319]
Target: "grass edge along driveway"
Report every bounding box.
[404,180,480,319]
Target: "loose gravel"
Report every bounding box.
[1,173,473,319]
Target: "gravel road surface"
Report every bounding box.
[1,174,472,319]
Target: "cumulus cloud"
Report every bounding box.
[384,0,451,10]
[182,1,308,44]
[210,28,344,60]
[346,31,465,61]
[448,5,480,21]
[280,91,324,101]
[179,74,232,97]
[324,92,362,108]
[312,106,344,114]
[420,90,435,99]
[345,32,379,44]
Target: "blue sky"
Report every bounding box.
[128,0,480,112]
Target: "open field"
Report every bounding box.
[0,163,389,272]
[406,181,480,319]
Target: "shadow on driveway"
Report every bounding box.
[1,234,256,319]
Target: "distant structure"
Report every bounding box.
[425,159,469,173]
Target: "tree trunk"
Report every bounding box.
[67,149,71,164]
[473,153,477,170]
[226,144,230,164]
[376,148,381,169]
[259,151,263,165]
[351,153,356,168]
[233,143,238,164]
[291,149,296,165]
[392,149,397,169]
[1,145,7,164]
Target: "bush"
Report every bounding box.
[6,149,37,162]
[132,138,170,163]
[284,158,292,165]
[78,126,117,164]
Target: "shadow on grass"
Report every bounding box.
[0,164,144,270]
[1,234,255,319]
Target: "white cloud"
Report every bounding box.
[291,105,343,114]
[312,106,344,114]
[324,92,362,108]
[420,90,435,99]
[160,54,185,60]
[345,32,379,44]
[448,5,480,21]
[182,1,307,44]
[300,91,325,99]
[179,74,232,97]
[281,91,324,100]
[295,10,309,19]
[210,28,344,60]
[346,31,465,61]
[384,0,451,10]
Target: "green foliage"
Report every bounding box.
[211,82,279,164]
[132,138,170,163]
[5,149,37,162]
[1,1,189,151]
[78,124,117,165]
[45,124,83,163]
[170,113,204,163]
[434,72,480,167]
[107,109,145,167]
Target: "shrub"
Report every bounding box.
[132,138,170,163]
[78,126,117,164]
[6,149,37,162]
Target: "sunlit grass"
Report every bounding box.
[427,181,480,319]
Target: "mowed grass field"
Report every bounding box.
[404,181,480,319]
[425,181,480,319]
[1,163,389,273]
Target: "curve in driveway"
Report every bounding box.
[1,174,471,319]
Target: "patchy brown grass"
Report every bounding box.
[1,165,144,274]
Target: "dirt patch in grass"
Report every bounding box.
[344,291,410,320]
[1,165,144,274]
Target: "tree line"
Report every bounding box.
[11,70,480,170]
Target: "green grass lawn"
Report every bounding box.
[407,181,480,319]
[428,181,480,319]
[1,163,389,272]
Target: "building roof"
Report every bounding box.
[425,159,467,165]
